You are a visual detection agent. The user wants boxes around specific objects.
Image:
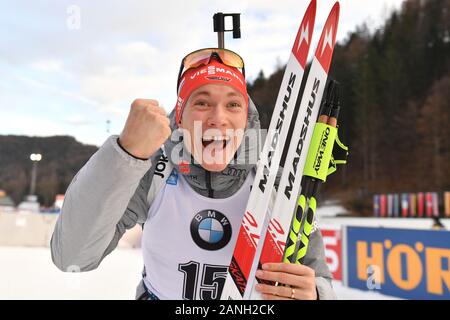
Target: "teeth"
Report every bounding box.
[202,136,230,141]
[201,135,231,149]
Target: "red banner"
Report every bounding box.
[320,228,342,281]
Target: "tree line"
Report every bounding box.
[248,0,450,214]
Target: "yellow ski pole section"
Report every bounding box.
[295,193,317,264]
[283,190,308,263]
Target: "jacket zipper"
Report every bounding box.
[205,171,213,198]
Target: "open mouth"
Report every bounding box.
[201,136,231,149]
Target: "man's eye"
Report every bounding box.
[228,102,242,108]
[195,101,209,107]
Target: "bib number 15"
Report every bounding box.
[178,261,228,300]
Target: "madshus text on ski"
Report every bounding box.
[220,0,343,300]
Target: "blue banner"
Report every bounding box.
[346,226,450,299]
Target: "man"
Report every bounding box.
[51,48,336,300]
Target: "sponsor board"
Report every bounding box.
[345,226,450,299]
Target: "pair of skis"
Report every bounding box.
[220,0,340,300]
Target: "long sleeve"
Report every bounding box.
[50,135,155,272]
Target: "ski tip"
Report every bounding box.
[315,1,340,74]
[292,0,317,68]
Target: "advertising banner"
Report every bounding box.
[321,227,342,281]
[345,226,450,299]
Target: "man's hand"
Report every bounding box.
[255,263,317,300]
[119,99,171,159]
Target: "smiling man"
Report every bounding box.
[50,48,336,300]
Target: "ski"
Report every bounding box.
[220,0,317,300]
[248,1,340,299]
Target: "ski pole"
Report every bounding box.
[282,80,338,264]
[294,82,341,265]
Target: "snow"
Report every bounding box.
[0,246,397,300]
[316,202,350,218]
[332,281,400,300]
[1,204,445,299]
[0,246,143,300]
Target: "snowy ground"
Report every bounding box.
[1,203,440,300]
[0,246,399,300]
[332,282,400,300]
[0,246,143,300]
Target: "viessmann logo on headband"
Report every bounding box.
[189,65,245,86]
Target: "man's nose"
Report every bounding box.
[206,105,228,127]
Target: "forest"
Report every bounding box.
[0,0,448,214]
[248,0,449,213]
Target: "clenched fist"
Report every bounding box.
[119,99,171,159]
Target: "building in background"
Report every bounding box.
[0,190,15,212]
[17,195,40,213]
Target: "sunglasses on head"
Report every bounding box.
[177,48,245,93]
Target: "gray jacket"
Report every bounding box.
[50,99,337,300]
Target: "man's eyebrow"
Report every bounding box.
[191,90,243,99]
[191,91,211,97]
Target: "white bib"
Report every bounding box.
[141,170,254,300]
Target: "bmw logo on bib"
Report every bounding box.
[190,209,232,251]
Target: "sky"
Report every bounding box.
[0,0,406,146]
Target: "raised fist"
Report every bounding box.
[119,99,171,159]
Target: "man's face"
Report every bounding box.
[179,83,247,172]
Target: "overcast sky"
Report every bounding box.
[0,0,406,146]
